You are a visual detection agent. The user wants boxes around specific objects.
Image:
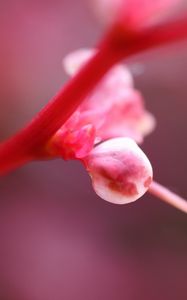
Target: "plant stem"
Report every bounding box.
[149,181,187,213]
[1,13,187,174]
[102,14,187,58]
[0,43,119,174]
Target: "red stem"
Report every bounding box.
[102,14,187,58]
[0,44,118,174]
[1,14,187,174]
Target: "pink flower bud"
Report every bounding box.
[63,48,97,77]
[83,137,153,204]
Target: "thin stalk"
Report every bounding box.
[149,181,187,213]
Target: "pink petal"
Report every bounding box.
[96,90,156,143]
[47,124,96,160]
[61,48,155,151]
[63,48,96,76]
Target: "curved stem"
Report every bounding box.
[102,14,187,58]
[1,13,187,175]
[0,44,118,174]
[149,181,187,213]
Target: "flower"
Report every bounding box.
[48,48,155,160]
[47,48,154,204]
[0,0,186,211]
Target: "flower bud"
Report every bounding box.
[84,137,153,204]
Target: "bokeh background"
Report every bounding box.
[0,1,187,299]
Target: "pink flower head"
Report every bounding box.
[49,48,155,160]
[46,49,154,204]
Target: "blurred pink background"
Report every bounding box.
[0,1,187,299]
